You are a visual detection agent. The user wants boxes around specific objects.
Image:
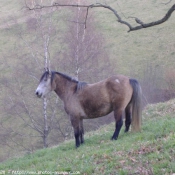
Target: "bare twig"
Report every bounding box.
[26,3,175,32]
[161,0,173,5]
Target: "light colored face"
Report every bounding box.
[35,72,52,98]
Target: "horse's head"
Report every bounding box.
[35,70,53,98]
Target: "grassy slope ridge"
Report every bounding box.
[0,100,175,175]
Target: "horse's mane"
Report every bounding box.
[53,71,87,92]
[54,71,78,83]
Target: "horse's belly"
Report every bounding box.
[83,103,113,119]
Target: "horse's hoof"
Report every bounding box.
[111,137,117,140]
[76,144,80,148]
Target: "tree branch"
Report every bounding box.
[162,0,173,5]
[26,3,175,32]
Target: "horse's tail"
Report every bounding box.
[129,79,142,132]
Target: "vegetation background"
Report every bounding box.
[0,0,175,172]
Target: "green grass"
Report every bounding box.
[1,100,175,174]
[1,0,175,170]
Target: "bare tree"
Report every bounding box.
[0,0,71,161]
[140,62,175,104]
[56,0,115,132]
[21,0,56,148]
[25,1,175,32]
[165,69,175,99]
[22,0,74,148]
[59,1,114,81]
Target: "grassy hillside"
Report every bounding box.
[0,0,175,164]
[0,100,175,175]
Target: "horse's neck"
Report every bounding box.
[54,74,77,101]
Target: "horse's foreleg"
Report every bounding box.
[71,117,80,148]
[79,119,84,144]
[111,110,123,140]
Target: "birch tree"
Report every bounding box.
[60,0,114,82]
[58,0,115,131]
[0,1,70,161]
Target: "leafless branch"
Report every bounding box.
[26,3,175,32]
[162,0,173,5]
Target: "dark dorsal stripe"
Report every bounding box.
[76,81,87,92]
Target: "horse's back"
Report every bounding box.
[105,75,133,109]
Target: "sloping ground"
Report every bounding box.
[0,0,175,173]
[0,99,175,175]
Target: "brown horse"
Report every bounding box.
[35,71,142,148]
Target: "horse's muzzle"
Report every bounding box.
[35,91,42,98]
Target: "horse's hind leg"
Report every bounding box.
[125,104,131,132]
[79,119,84,144]
[111,109,123,140]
